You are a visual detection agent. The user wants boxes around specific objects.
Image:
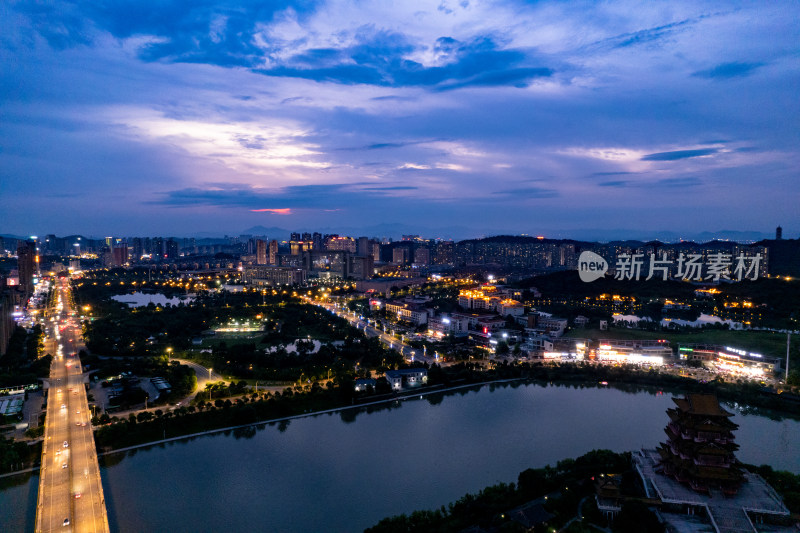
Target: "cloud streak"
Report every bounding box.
[693,61,765,79]
[641,148,718,161]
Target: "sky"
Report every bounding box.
[1,0,799,240]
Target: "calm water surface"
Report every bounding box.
[3,383,798,532]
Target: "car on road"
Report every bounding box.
[61,463,67,469]
[74,492,82,499]
[63,518,70,526]
[63,441,68,448]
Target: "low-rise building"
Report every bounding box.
[242,266,306,286]
[427,314,469,337]
[385,368,428,390]
[385,301,430,325]
[595,339,671,365]
[496,298,524,316]
[354,378,377,392]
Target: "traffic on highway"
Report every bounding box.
[35,277,110,533]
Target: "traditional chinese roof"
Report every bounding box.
[672,394,733,417]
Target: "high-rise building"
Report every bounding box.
[101,246,113,267]
[433,241,455,266]
[131,238,143,262]
[152,237,164,261]
[256,239,267,265]
[16,240,37,300]
[326,235,356,252]
[776,226,783,240]
[183,237,197,255]
[393,246,410,265]
[357,236,370,256]
[268,240,279,265]
[414,247,430,266]
[165,239,179,262]
[112,245,128,267]
[0,286,15,358]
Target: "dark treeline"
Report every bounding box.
[93,383,355,450]
[364,449,646,533]
[0,324,50,387]
[0,436,41,474]
[90,361,800,454]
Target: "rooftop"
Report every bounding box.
[635,449,791,533]
[674,394,734,418]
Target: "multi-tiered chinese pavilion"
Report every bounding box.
[657,393,744,495]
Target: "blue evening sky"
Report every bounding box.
[1,1,798,239]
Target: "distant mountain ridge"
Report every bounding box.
[1,227,783,243]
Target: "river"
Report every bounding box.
[3,382,799,532]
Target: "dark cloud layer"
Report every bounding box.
[1,1,798,236]
[692,61,765,79]
[641,148,718,161]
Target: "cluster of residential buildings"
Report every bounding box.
[5,229,798,282]
[2,227,799,357]
[370,283,580,359]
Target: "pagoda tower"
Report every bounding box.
[657,393,744,495]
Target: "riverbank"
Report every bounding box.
[89,359,799,455]
[4,380,799,533]
[98,378,522,457]
[2,362,798,479]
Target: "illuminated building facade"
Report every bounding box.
[268,240,278,264]
[385,301,429,325]
[594,339,670,365]
[427,314,469,337]
[325,235,356,253]
[392,246,410,265]
[112,244,128,266]
[16,240,37,300]
[256,239,267,265]
[385,368,427,390]
[678,344,779,378]
[242,266,306,286]
[413,247,430,266]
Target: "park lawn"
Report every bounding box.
[197,334,266,348]
[563,327,791,358]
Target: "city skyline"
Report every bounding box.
[2,1,799,237]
